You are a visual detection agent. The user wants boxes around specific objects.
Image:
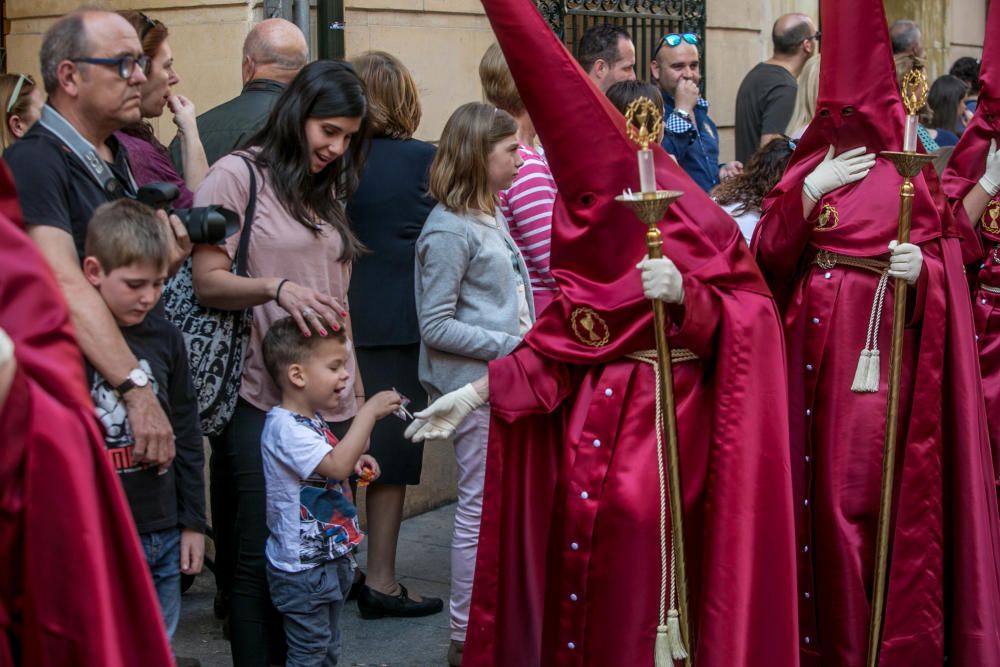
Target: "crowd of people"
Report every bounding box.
[2,1,1000,667]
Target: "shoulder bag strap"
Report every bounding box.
[36,104,137,197]
[233,155,258,277]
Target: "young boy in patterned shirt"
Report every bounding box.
[260,316,401,666]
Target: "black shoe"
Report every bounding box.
[357,584,444,619]
[347,570,366,601]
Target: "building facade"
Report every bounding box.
[4,0,988,160]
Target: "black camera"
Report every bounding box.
[136,182,239,244]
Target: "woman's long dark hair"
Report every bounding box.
[244,60,370,262]
[928,74,968,135]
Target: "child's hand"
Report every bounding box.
[180,528,205,575]
[355,454,380,487]
[362,390,403,420]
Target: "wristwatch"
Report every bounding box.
[673,108,692,121]
[115,367,150,395]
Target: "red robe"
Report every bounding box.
[753,0,1000,663]
[942,0,1000,488]
[0,163,174,666]
[466,1,799,664]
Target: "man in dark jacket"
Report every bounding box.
[169,18,307,174]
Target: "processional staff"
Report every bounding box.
[866,66,935,667]
[615,97,690,667]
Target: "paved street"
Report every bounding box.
[174,503,455,666]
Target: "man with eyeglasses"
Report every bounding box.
[0,10,188,665]
[734,13,818,164]
[650,32,742,193]
[5,10,190,477]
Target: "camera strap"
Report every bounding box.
[37,104,138,199]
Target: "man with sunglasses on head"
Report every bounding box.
[651,32,742,193]
[734,13,818,165]
[4,10,191,478]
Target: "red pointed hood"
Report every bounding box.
[481,0,770,363]
[765,0,951,257]
[942,0,1000,223]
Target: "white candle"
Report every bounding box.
[903,115,918,153]
[638,149,656,193]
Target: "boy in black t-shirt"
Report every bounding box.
[82,199,206,642]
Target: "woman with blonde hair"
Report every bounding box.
[0,73,43,150]
[346,50,443,620]
[786,53,820,139]
[415,101,533,666]
[479,42,559,312]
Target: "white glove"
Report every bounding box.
[0,327,12,366]
[404,383,484,442]
[980,139,1000,196]
[803,145,877,202]
[888,240,923,285]
[636,256,685,304]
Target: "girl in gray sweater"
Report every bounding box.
[414,102,533,666]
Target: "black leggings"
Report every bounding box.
[218,399,285,666]
[219,398,353,666]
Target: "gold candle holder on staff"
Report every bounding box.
[615,97,690,667]
[866,68,936,667]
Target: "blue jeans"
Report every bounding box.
[266,557,353,667]
[139,527,182,640]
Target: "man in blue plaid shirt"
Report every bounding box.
[650,32,743,192]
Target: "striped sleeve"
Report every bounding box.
[499,146,558,295]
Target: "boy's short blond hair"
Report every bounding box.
[84,199,170,273]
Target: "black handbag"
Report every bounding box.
[162,155,258,436]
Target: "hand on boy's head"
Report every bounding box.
[158,209,192,275]
[180,528,205,575]
[274,280,348,338]
[362,389,403,419]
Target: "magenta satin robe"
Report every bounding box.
[755,181,1000,666]
[464,234,800,667]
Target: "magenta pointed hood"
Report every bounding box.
[764,0,952,257]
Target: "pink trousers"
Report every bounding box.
[450,406,490,642]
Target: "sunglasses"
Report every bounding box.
[70,53,152,80]
[653,33,699,60]
[6,74,31,114]
[139,13,158,41]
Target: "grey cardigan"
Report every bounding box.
[415,203,535,398]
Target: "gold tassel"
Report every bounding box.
[864,349,881,392]
[851,349,872,393]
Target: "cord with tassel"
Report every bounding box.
[851,270,890,393]
[629,351,691,666]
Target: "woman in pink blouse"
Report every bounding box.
[191,60,370,666]
[479,43,559,313]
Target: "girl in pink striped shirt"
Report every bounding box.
[481,43,559,313]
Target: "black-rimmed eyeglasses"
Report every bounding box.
[807,31,822,43]
[70,54,151,79]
